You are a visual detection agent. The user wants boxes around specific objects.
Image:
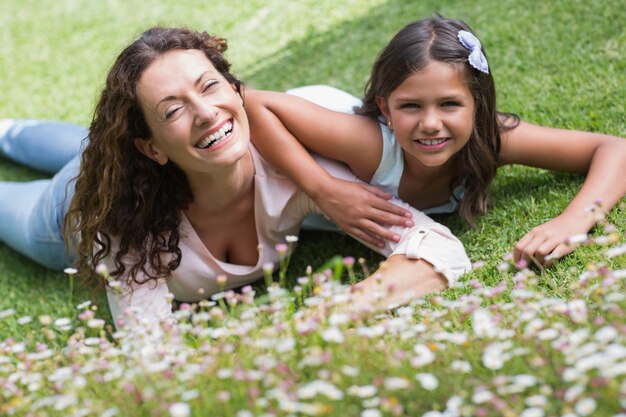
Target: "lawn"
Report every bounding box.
[0,0,625,415]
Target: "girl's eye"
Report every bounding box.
[442,101,461,107]
[400,103,419,109]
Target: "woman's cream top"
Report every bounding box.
[105,145,471,329]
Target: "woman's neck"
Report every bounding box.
[186,150,255,214]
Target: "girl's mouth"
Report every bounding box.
[195,120,234,150]
[416,138,448,146]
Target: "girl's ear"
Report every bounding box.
[375,95,391,121]
[134,138,169,165]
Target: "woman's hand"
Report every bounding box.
[351,256,448,310]
[302,256,449,322]
[513,212,596,266]
[312,178,414,248]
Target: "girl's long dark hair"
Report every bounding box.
[357,15,519,225]
[64,27,243,285]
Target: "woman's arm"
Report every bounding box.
[106,278,173,330]
[292,154,471,311]
[350,256,448,312]
[97,245,174,331]
[246,90,414,247]
[499,120,626,264]
[345,198,470,312]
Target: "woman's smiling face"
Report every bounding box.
[135,49,250,174]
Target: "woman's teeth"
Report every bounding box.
[418,138,447,146]
[196,121,233,149]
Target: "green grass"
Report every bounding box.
[1,2,626,415]
[1,0,625,336]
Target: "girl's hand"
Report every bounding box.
[313,178,414,248]
[513,213,594,266]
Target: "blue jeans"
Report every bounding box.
[0,120,87,270]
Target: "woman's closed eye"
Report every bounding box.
[160,80,220,120]
[201,79,219,94]
[164,104,184,120]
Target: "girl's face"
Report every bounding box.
[135,49,250,174]
[377,61,475,169]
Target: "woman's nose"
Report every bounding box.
[192,97,218,126]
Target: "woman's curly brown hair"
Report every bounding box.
[64,27,243,285]
[357,15,519,226]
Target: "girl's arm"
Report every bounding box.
[247,90,382,178]
[246,90,414,247]
[499,120,626,264]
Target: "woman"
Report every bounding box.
[0,27,470,330]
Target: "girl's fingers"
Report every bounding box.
[364,219,400,243]
[516,218,586,266]
[345,224,386,248]
[536,238,563,259]
[543,243,575,266]
[361,184,413,219]
[367,207,414,228]
[349,219,399,245]
[516,234,553,265]
[518,236,573,266]
[514,234,541,263]
[532,239,561,264]
[351,230,383,248]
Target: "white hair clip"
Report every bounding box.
[457,30,489,74]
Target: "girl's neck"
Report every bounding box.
[398,153,460,210]
[186,150,255,214]
[402,152,458,183]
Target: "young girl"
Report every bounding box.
[246,15,626,266]
[0,27,470,329]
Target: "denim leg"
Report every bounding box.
[0,119,87,174]
[0,155,80,271]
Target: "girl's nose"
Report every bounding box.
[419,109,442,132]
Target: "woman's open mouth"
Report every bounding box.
[195,120,234,150]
